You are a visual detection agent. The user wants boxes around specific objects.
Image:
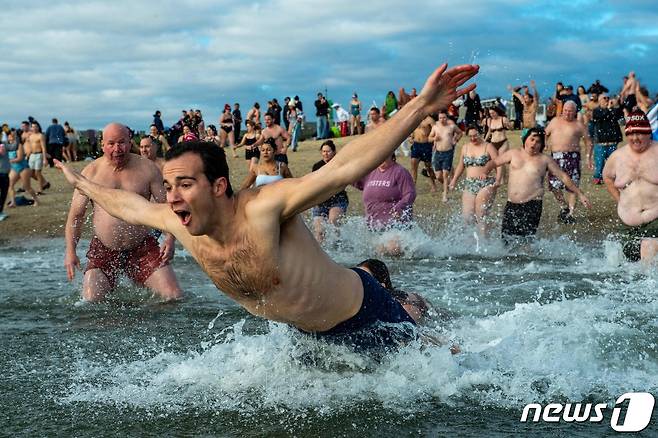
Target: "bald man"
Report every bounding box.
[64,123,182,302]
[545,100,593,223]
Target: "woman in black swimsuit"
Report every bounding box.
[484,106,511,153]
[218,104,237,157]
[235,120,260,169]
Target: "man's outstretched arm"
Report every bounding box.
[275,63,479,218]
[55,160,174,232]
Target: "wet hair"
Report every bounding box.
[358,259,393,290]
[207,124,218,136]
[264,112,274,119]
[254,103,260,109]
[369,107,381,114]
[521,127,546,152]
[320,139,336,152]
[165,140,234,197]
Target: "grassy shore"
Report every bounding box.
[0,130,622,242]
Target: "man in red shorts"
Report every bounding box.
[64,123,182,302]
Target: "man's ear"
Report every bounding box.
[213,177,228,197]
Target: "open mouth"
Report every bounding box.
[174,210,191,226]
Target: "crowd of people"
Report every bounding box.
[1,63,657,356]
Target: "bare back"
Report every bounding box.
[604,142,658,226]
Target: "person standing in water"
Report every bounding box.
[481,127,591,244]
[603,110,658,263]
[64,123,182,302]
[55,64,479,348]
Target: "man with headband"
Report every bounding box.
[603,110,658,263]
[482,127,591,244]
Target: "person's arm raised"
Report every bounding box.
[273,63,479,219]
[55,159,173,232]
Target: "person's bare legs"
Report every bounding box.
[410,158,420,184]
[423,162,438,193]
[640,239,658,266]
[229,131,238,158]
[219,129,228,150]
[143,265,183,302]
[567,192,577,216]
[62,146,72,163]
[313,216,326,243]
[328,206,344,227]
[441,170,451,202]
[82,269,113,302]
[6,170,19,207]
[34,169,48,192]
[474,186,497,237]
[19,169,39,206]
[462,191,476,226]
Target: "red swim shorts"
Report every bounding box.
[85,235,165,289]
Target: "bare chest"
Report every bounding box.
[191,238,280,303]
[93,168,151,198]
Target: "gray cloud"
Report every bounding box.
[1,0,656,129]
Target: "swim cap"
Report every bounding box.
[624,110,652,135]
[521,126,545,146]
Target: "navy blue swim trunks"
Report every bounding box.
[311,268,416,351]
[411,142,432,163]
[432,149,454,171]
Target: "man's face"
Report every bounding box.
[370,110,380,122]
[524,133,543,155]
[21,122,29,132]
[591,93,598,102]
[139,139,155,159]
[562,104,577,121]
[150,126,158,136]
[264,115,273,127]
[163,153,217,236]
[627,133,652,154]
[438,113,447,125]
[523,95,532,105]
[102,125,131,168]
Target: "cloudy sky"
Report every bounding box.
[2,0,656,129]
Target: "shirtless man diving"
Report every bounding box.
[64,123,182,302]
[545,100,593,223]
[56,64,479,348]
[429,111,462,202]
[603,110,658,263]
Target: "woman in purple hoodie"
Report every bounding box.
[354,154,416,254]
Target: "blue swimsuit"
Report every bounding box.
[310,268,417,351]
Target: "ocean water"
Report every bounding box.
[1,220,657,437]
